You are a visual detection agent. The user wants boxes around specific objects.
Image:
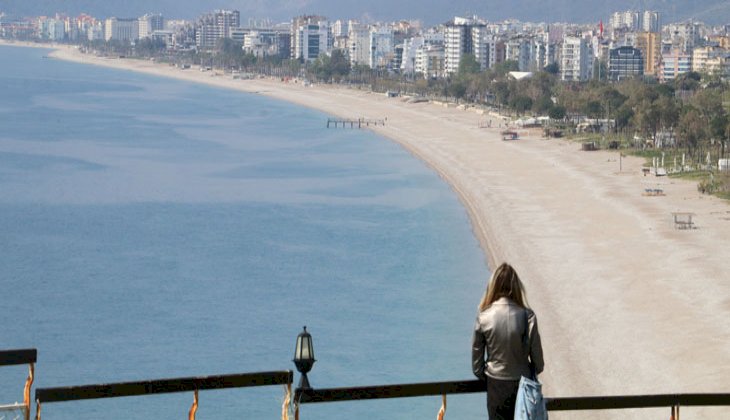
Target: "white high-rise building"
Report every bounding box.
[138,13,164,39]
[533,34,558,70]
[105,17,139,42]
[291,16,331,61]
[444,17,489,75]
[195,10,240,48]
[64,18,79,41]
[610,11,640,31]
[87,23,104,41]
[401,36,425,74]
[244,29,281,57]
[348,22,370,67]
[505,37,537,71]
[369,26,394,68]
[642,11,660,33]
[561,36,593,81]
[415,43,445,78]
[38,17,66,41]
[665,21,701,53]
[332,20,349,38]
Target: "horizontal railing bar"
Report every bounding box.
[297,379,730,411]
[297,379,487,403]
[36,370,293,403]
[0,349,37,366]
[546,393,730,411]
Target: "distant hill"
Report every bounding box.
[2,0,729,26]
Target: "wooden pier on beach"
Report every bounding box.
[327,118,386,129]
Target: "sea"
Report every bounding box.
[0,45,489,419]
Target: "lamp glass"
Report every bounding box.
[294,326,315,362]
[300,336,311,360]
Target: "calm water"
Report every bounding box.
[0,45,488,419]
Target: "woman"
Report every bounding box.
[472,262,544,420]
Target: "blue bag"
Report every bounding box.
[514,375,547,420]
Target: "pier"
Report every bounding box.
[326,118,386,128]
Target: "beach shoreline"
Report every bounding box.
[5,40,730,418]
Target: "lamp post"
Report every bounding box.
[293,326,315,390]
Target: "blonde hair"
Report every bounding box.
[478,262,529,311]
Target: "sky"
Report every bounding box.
[1,0,729,25]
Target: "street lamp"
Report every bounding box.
[293,326,315,390]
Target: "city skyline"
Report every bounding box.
[5,5,730,83]
[2,0,730,25]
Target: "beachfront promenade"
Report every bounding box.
[3,41,729,419]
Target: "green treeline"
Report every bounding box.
[86,40,730,196]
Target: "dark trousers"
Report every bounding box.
[487,377,520,420]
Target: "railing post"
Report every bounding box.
[22,363,34,420]
[188,389,198,420]
[436,393,447,420]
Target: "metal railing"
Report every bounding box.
[294,378,730,418]
[0,349,37,367]
[34,370,293,419]
[6,347,730,419]
[0,349,36,420]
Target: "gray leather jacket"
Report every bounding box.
[472,297,544,381]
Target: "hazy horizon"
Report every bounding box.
[2,0,730,25]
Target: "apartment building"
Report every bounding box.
[105,17,138,42]
[642,11,660,33]
[195,10,240,49]
[665,21,701,54]
[400,36,423,74]
[348,22,370,67]
[692,46,730,75]
[561,36,593,81]
[611,10,659,33]
[635,31,661,77]
[369,26,394,69]
[660,50,692,82]
[608,46,644,81]
[610,11,640,31]
[505,37,536,71]
[444,17,489,75]
[38,17,66,41]
[415,43,445,78]
[138,13,163,39]
[291,16,331,62]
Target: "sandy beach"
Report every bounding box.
[5,41,730,418]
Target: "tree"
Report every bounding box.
[614,105,634,133]
[491,60,519,77]
[328,49,351,82]
[593,60,607,81]
[533,96,554,114]
[448,79,467,101]
[674,71,701,91]
[309,50,352,82]
[585,100,603,118]
[510,95,533,115]
[544,63,560,75]
[458,54,481,77]
[311,54,333,81]
[677,107,707,154]
[135,37,166,57]
[655,95,679,133]
[548,105,566,120]
[492,80,510,106]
